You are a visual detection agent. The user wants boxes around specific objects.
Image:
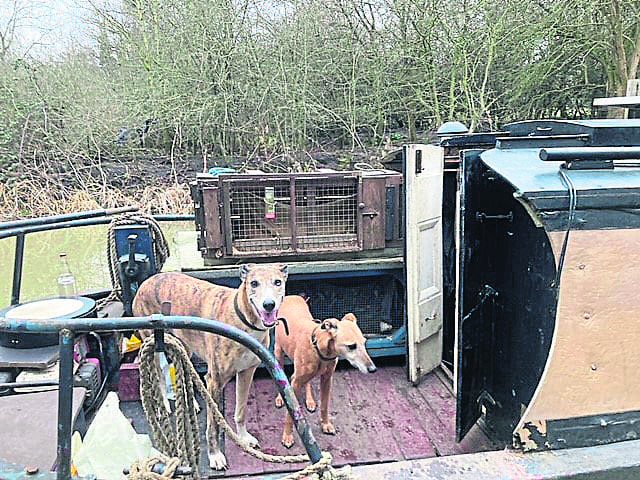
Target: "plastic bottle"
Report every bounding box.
[57,252,77,298]
[265,186,276,221]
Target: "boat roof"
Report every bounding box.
[479,119,640,213]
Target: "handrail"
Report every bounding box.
[0,206,139,232]
[0,314,323,479]
[0,214,194,240]
[1,213,194,306]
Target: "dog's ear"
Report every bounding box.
[278,263,289,279]
[321,319,338,335]
[240,263,254,281]
[342,313,357,323]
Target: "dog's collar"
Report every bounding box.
[311,327,337,362]
[234,293,268,332]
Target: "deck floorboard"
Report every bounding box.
[367,365,437,460]
[123,362,497,478]
[414,372,497,456]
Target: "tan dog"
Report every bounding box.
[132,263,288,470]
[273,295,376,448]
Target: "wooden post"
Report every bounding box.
[595,80,640,119]
[627,80,640,119]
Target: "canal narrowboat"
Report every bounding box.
[3,117,640,479]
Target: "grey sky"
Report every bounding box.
[0,0,97,58]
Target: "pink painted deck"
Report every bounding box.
[122,363,497,478]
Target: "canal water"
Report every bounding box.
[0,221,202,309]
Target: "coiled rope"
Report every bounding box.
[98,213,170,309]
[127,456,181,480]
[136,335,353,480]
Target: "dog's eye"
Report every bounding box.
[347,344,357,351]
[274,279,282,286]
[250,280,259,288]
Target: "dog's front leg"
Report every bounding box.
[282,376,305,448]
[235,366,260,448]
[304,382,317,412]
[205,371,228,470]
[319,371,336,435]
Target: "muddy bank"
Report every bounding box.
[0,148,402,220]
[88,146,399,191]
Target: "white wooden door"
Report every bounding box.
[405,144,444,385]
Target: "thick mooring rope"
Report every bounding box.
[98,213,170,309]
[127,456,181,480]
[137,335,355,480]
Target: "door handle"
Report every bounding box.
[358,203,379,219]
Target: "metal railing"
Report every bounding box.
[0,208,193,306]
[0,208,323,477]
[0,314,323,480]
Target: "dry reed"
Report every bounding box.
[0,181,193,222]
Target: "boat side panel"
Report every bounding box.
[516,228,640,449]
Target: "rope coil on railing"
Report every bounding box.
[136,335,354,480]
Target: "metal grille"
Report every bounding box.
[287,274,405,336]
[295,181,358,252]
[229,181,293,254]
[226,176,359,255]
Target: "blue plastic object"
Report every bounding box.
[208,167,236,176]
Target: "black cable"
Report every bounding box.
[552,167,577,292]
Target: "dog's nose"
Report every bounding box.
[368,365,377,373]
[263,300,276,312]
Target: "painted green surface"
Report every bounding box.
[0,221,198,309]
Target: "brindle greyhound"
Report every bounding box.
[132,263,288,470]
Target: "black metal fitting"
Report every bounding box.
[476,211,514,223]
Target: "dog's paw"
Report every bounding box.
[322,422,336,435]
[208,451,228,470]
[305,398,317,412]
[275,394,284,408]
[239,430,260,449]
[281,433,295,448]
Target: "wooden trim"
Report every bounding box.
[201,186,222,251]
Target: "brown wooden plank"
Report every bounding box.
[0,387,86,471]
[391,369,460,456]
[308,365,366,467]
[250,375,301,475]
[211,366,495,476]
[136,365,496,478]
[361,176,387,250]
[254,368,361,471]
[202,187,223,251]
[209,379,266,478]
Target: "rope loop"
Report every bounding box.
[136,335,356,479]
[127,456,180,480]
